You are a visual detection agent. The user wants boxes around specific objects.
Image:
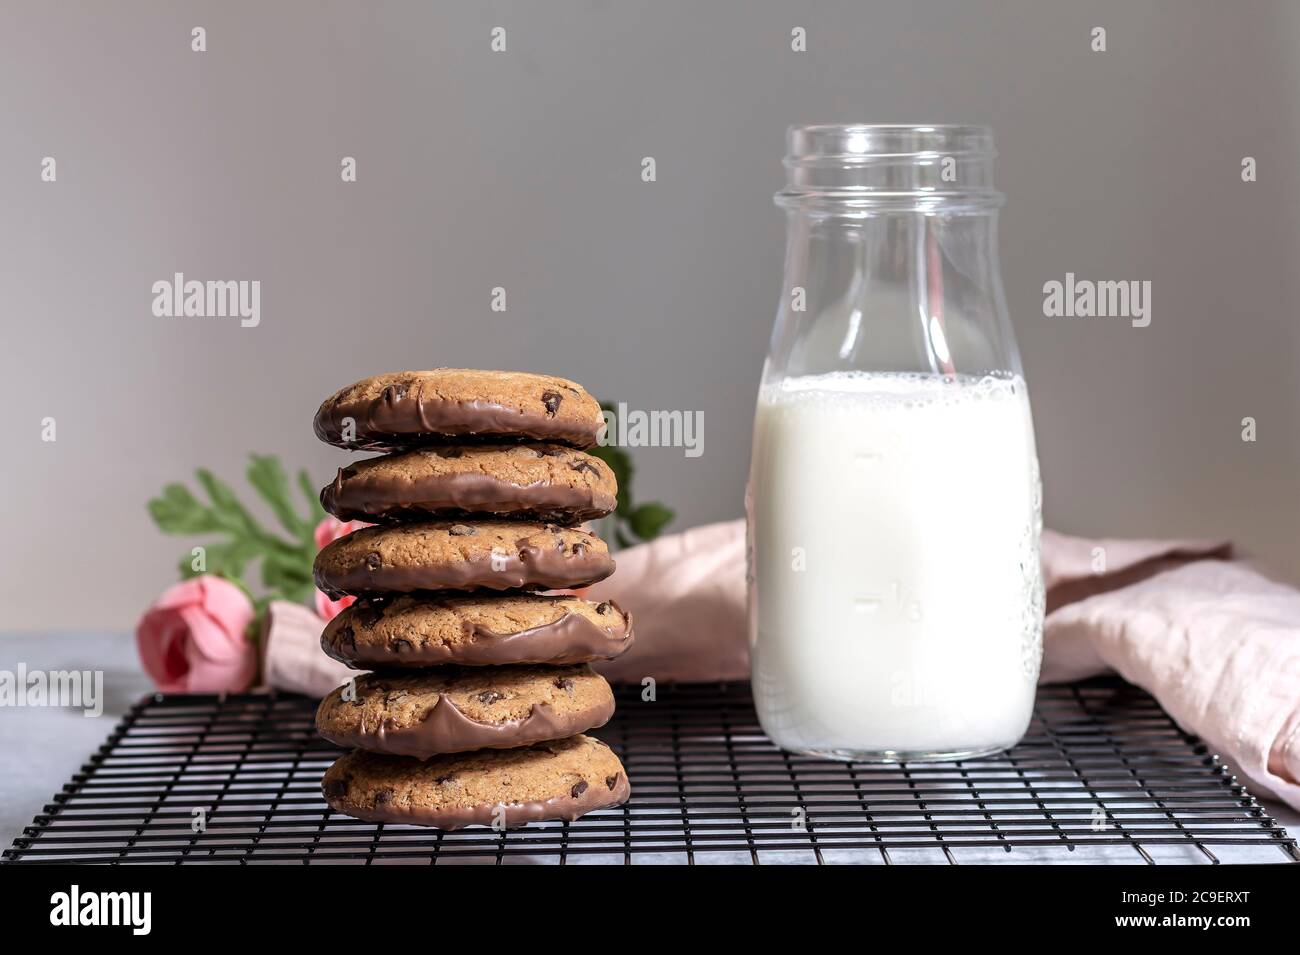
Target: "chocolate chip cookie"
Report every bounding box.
[316,664,614,758]
[321,593,633,668]
[313,369,606,451]
[320,443,617,524]
[322,734,630,829]
[313,520,615,597]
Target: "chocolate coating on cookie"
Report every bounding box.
[313,369,606,451]
[321,444,617,525]
[321,594,634,668]
[321,735,630,829]
[313,520,615,597]
[315,665,614,758]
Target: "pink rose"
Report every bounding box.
[314,516,369,621]
[136,576,258,693]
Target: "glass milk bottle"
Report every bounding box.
[747,125,1044,760]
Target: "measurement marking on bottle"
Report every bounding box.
[854,582,922,621]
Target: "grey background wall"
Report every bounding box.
[3,0,1298,630]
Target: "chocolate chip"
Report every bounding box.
[336,625,357,652]
[323,777,349,798]
[571,542,586,555]
[595,602,610,615]
[569,459,601,477]
[554,677,574,691]
[605,773,620,790]
[355,599,385,627]
[570,780,589,798]
[532,446,565,457]
[365,551,382,570]
[434,447,464,458]
[475,690,503,705]
[448,524,476,536]
[382,383,408,403]
[541,391,563,416]
[434,773,457,785]
[390,638,412,653]
[373,788,395,806]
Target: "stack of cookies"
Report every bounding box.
[311,369,633,830]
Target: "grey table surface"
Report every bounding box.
[1,632,155,850]
[2,631,1296,862]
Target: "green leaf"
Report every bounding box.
[273,575,316,605]
[202,469,304,557]
[195,468,260,536]
[260,549,314,595]
[589,445,634,514]
[298,469,327,525]
[628,502,674,541]
[178,540,261,580]
[247,454,310,539]
[178,554,202,580]
[148,483,222,534]
[149,457,332,612]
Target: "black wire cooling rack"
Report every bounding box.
[3,679,1296,865]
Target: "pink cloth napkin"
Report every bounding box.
[588,520,751,684]
[260,600,354,697]
[262,519,1300,808]
[1039,549,1300,809]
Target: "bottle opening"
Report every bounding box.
[778,123,1002,212]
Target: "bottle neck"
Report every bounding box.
[766,127,1019,384]
[777,124,1002,216]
